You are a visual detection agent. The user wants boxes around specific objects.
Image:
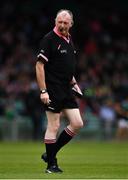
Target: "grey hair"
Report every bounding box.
[55,9,74,25]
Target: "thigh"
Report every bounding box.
[46,111,60,128]
[63,108,83,126]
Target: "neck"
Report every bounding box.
[54,26,69,38]
[53,27,70,43]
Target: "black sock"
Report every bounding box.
[44,139,56,167]
[54,127,76,156]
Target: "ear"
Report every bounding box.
[69,21,73,28]
[70,20,74,27]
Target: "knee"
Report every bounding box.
[47,122,60,133]
[77,121,84,129]
[71,120,84,130]
[54,122,60,132]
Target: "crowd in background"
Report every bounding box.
[0,0,128,140]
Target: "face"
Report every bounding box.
[55,12,72,36]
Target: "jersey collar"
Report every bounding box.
[53,26,70,43]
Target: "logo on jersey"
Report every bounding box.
[60,49,67,54]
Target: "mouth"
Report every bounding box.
[59,28,65,32]
[59,28,67,35]
[58,26,68,36]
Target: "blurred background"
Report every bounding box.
[0,0,128,142]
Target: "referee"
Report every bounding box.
[36,9,84,173]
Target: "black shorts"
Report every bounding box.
[43,83,78,113]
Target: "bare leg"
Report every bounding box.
[64,108,84,133]
[44,111,60,169]
[44,111,60,139]
[54,108,84,156]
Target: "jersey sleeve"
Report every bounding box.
[37,35,51,63]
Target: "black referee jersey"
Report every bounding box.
[37,30,77,85]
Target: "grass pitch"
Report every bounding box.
[0,141,128,179]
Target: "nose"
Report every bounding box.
[61,23,64,27]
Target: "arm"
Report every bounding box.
[36,61,50,104]
[36,61,46,90]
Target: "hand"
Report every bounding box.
[40,92,51,105]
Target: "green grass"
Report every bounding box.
[0,141,128,179]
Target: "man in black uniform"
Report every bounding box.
[36,9,84,173]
